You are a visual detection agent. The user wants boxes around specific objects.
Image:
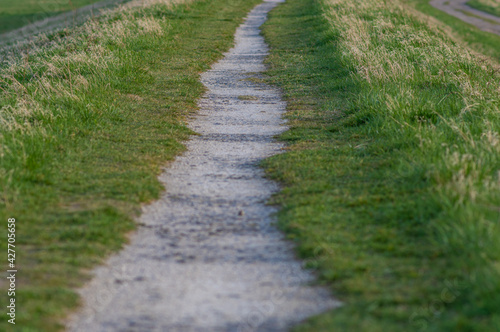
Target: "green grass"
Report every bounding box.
[0,0,260,330]
[456,8,500,25]
[467,0,500,17]
[262,0,500,331]
[405,0,500,62]
[0,0,106,34]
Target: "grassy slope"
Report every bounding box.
[263,0,500,331]
[404,0,500,62]
[467,0,500,17]
[0,0,260,330]
[0,0,105,34]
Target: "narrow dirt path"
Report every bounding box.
[430,0,500,36]
[67,1,339,331]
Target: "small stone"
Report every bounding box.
[238,210,244,216]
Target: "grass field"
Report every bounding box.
[468,0,500,17]
[0,0,105,34]
[0,0,260,330]
[262,0,500,330]
[1,0,499,330]
[405,0,500,62]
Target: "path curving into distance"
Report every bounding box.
[430,0,500,36]
[67,0,340,331]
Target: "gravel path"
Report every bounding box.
[67,1,339,331]
[430,0,500,36]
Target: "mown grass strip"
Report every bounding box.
[263,0,500,331]
[0,0,260,330]
[467,0,500,18]
[455,8,500,25]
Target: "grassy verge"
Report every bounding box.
[263,0,500,331]
[404,0,500,62]
[0,0,105,34]
[0,0,260,330]
[467,0,500,17]
[455,8,500,26]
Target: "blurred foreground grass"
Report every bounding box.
[0,0,260,330]
[263,0,500,330]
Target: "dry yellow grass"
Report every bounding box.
[322,0,494,95]
[321,0,500,212]
[0,0,193,137]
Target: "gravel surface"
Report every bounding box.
[430,0,500,35]
[67,1,340,331]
